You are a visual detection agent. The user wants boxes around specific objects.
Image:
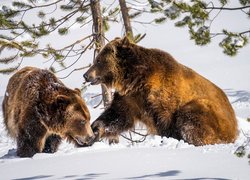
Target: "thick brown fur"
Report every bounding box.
[2,67,94,157]
[84,37,238,146]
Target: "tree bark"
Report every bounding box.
[90,0,112,107]
[119,0,136,138]
[119,0,134,40]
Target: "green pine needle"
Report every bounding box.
[103,19,110,32]
[0,66,18,74]
[38,11,46,19]
[154,17,167,24]
[234,146,246,158]
[58,28,69,35]
[129,12,142,19]
[12,1,32,9]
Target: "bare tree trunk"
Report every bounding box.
[119,0,136,141]
[119,0,134,40]
[90,0,112,107]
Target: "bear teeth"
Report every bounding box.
[91,78,101,85]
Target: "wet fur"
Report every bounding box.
[2,67,93,157]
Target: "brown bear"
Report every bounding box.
[2,66,95,157]
[83,37,238,146]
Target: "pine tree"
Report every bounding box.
[146,0,250,56]
[0,0,93,74]
[1,1,249,76]
[0,0,117,106]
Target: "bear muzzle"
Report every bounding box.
[83,71,101,85]
[74,135,95,147]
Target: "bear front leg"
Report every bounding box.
[43,134,62,153]
[17,123,47,157]
[91,93,135,142]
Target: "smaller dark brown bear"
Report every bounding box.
[2,67,95,157]
[84,37,238,146]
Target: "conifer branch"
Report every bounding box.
[205,5,250,11]
[13,0,64,13]
[0,56,24,74]
[0,66,19,74]
[0,53,18,64]
[211,30,250,37]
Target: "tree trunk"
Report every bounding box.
[119,0,136,139]
[90,0,112,107]
[119,0,134,40]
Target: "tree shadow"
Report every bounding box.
[62,173,108,180]
[174,178,230,180]
[126,170,180,179]
[10,173,108,180]
[224,89,250,104]
[12,175,53,180]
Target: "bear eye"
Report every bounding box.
[80,120,86,125]
[96,59,101,64]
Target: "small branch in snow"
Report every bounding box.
[120,130,148,145]
[93,99,103,109]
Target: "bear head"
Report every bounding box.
[49,88,95,146]
[84,37,148,94]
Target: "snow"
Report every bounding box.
[1,147,249,180]
[0,1,249,178]
[0,90,250,179]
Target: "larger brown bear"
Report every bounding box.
[2,67,95,157]
[84,37,238,146]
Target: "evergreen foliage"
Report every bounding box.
[0,0,249,74]
[0,0,93,74]
[147,0,249,56]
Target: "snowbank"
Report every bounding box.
[0,90,249,179]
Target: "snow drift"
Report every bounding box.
[0,90,249,179]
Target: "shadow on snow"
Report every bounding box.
[11,173,108,180]
[126,170,180,179]
[224,89,250,104]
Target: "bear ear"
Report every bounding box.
[54,95,71,106]
[121,36,131,46]
[74,88,81,95]
[109,44,116,54]
[114,37,121,41]
[50,94,71,111]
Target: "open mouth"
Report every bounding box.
[74,136,95,147]
[90,78,101,85]
[74,136,87,146]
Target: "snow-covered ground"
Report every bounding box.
[0,1,249,178]
[0,90,249,180]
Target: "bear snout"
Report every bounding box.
[83,72,90,82]
[74,135,95,147]
[83,70,101,85]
